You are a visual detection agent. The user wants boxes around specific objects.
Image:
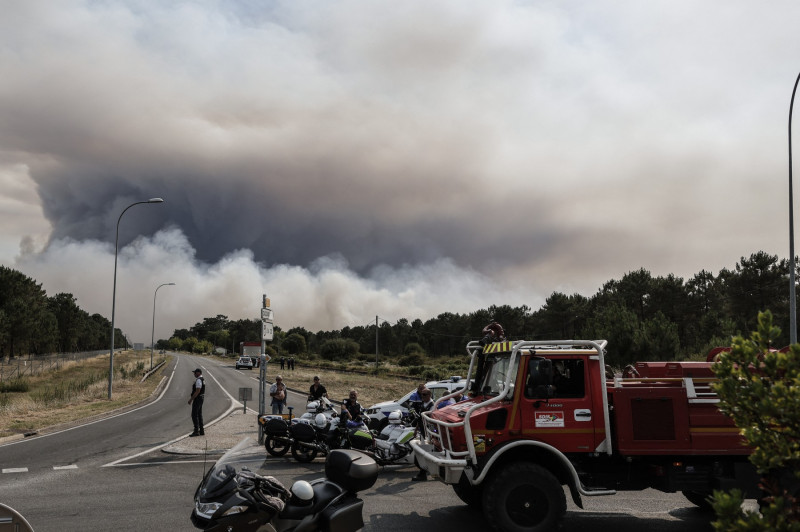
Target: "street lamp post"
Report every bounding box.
[151,282,175,370]
[109,198,164,399]
[789,72,800,345]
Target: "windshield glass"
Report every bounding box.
[201,437,262,494]
[479,353,514,395]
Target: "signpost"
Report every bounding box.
[258,294,274,443]
[238,387,252,414]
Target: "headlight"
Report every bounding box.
[222,505,249,516]
[194,501,222,519]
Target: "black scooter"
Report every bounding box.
[190,437,379,531]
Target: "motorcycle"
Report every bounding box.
[370,409,419,466]
[259,398,338,458]
[290,414,374,463]
[191,437,379,532]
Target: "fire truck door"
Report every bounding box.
[520,358,596,453]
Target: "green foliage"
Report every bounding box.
[282,333,307,355]
[319,338,359,361]
[398,353,425,367]
[403,342,425,356]
[711,311,800,530]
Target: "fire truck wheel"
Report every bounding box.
[681,490,713,511]
[482,463,566,532]
[264,435,290,457]
[452,473,483,508]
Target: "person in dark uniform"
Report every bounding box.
[188,368,205,436]
[309,376,328,400]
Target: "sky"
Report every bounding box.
[1,1,799,345]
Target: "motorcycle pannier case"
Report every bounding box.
[321,497,365,532]
[325,449,378,492]
[265,417,289,436]
[290,421,317,443]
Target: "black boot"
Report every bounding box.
[412,471,427,481]
[199,429,205,435]
[190,430,200,437]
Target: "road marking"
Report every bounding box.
[102,358,241,468]
[53,464,78,470]
[2,468,28,473]
[0,371,173,449]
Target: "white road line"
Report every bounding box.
[0,371,174,449]
[2,468,28,473]
[53,465,78,470]
[102,359,241,468]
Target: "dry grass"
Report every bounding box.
[0,353,427,439]
[0,351,165,439]
[268,365,421,406]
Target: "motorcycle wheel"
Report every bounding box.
[264,435,290,457]
[291,443,319,463]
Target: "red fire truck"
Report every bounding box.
[410,330,759,531]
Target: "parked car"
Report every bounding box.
[364,376,467,430]
[235,356,254,370]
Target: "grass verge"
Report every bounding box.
[0,351,166,439]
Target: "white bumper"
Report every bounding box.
[409,439,467,484]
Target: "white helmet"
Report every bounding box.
[315,413,327,428]
[388,410,403,425]
[291,480,314,503]
[306,401,320,413]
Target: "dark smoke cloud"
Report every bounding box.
[1,1,798,340]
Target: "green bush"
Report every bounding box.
[398,353,425,367]
[0,378,29,393]
[711,311,800,530]
[320,339,360,361]
[404,342,425,356]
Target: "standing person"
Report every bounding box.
[279,357,285,370]
[309,376,328,400]
[290,357,295,370]
[341,390,364,423]
[408,383,426,402]
[188,368,205,437]
[411,388,434,481]
[270,375,287,415]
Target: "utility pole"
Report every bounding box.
[375,315,379,368]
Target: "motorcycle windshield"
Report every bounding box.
[198,437,260,499]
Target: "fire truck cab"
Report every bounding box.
[411,337,758,532]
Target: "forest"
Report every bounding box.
[1,251,796,367]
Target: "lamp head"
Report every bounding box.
[148,198,164,203]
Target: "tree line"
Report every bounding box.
[1,251,795,364]
[0,266,119,357]
[164,251,798,367]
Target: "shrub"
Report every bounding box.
[320,339,359,361]
[0,378,29,393]
[711,311,800,530]
[399,353,425,367]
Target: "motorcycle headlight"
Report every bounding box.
[194,501,222,519]
[222,505,249,516]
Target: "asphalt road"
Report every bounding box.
[0,353,721,531]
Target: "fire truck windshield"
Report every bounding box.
[479,353,515,396]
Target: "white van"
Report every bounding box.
[364,376,467,430]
